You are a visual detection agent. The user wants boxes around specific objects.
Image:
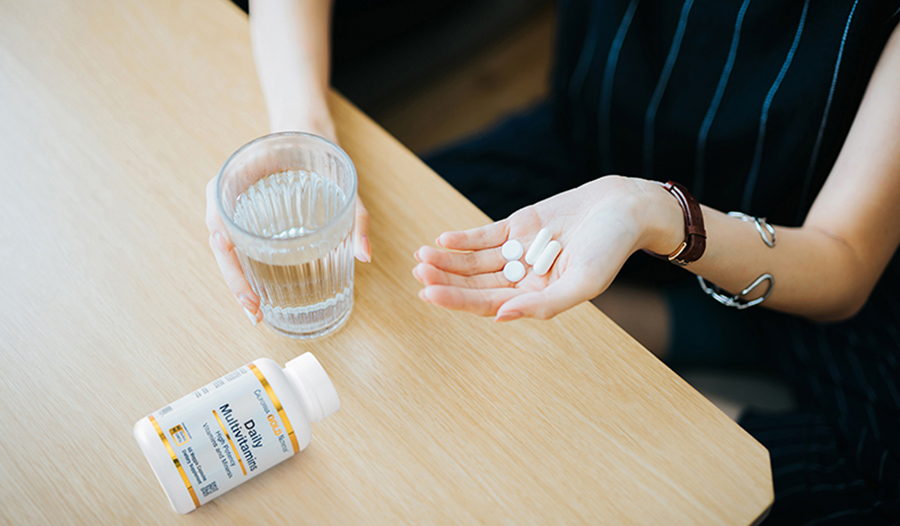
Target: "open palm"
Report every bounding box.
[413,176,652,321]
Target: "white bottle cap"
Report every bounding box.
[284,353,340,423]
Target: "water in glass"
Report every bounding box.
[232,170,354,338]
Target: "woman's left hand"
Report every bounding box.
[412,176,681,321]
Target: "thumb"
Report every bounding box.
[354,196,371,263]
[496,270,597,321]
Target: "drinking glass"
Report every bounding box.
[216,133,357,339]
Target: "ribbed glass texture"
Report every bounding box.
[216,134,356,339]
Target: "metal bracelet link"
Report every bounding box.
[727,211,776,247]
[697,274,774,310]
[697,211,776,309]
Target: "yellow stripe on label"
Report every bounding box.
[212,409,247,476]
[149,415,200,508]
[248,363,299,453]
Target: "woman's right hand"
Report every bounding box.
[219,0,366,324]
[205,118,372,325]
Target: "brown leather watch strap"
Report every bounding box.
[653,180,706,266]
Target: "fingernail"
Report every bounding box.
[238,294,257,310]
[361,234,372,262]
[435,235,443,247]
[238,295,260,325]
[412,266,420,280]
[495,311,523,323]
[413,249,421,262]
[213,232,230,254]
[418,289,429,302]
[243,306,259,326]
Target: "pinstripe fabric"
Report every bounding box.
[741,0,809,211]
[567,0,604,145]
[642,0,695,178]
[740,258,900,523]
[796,0,861,224]
[598,0,639,175]
[555,0,900,224]
[694,0,752,200]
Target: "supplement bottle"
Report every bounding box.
[133,352,339,514]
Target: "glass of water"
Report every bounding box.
[216,132,356,339]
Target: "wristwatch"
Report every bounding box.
[651,180,706,266]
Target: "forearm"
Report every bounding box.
[635,23,900,323]
[250,0,334,134]
[639,181,869,322]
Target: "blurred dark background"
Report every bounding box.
[229,0,555,153]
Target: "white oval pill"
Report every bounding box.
[501,239,523,261]
[533,240,561,276]
[524,228,552,265]
[503,260,526,283]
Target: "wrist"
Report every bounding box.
[268,97,336,142]
[635,179,688,256]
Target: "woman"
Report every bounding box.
[207,0,900,522]
[416,1,900,522]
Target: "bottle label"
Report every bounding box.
[148,363,298,507]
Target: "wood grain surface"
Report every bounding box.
[0,0,772,524]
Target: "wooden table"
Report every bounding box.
[0,1,772,524]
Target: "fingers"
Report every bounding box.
[495,269,595,321]
[436,220,509,251]
[419,285,521,317]
[206,177,262,324]
[415,245,506,276]
[413,263,510,289]
[354,196,371,263]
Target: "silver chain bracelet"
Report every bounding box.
[697,212,776,309]
[697,273,774,309]
[727,212,776,247]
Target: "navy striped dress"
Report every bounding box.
[427,0,900,523]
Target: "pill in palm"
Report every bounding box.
[524,228,553,265]
[533,240,562,276]
[501,239,523,261]
[503,260,526,283]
